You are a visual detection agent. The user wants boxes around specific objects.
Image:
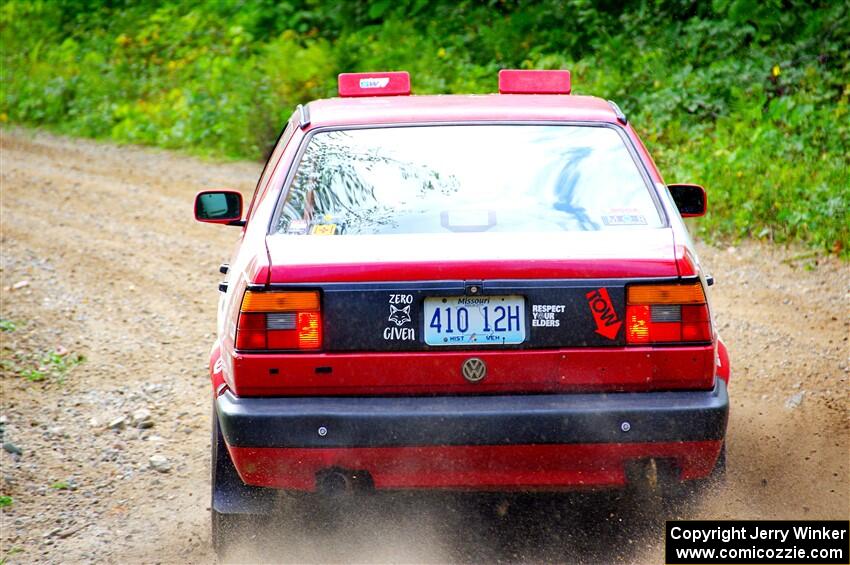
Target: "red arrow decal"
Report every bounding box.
[585,288,622,340]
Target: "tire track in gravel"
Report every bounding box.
[1,128,847,564]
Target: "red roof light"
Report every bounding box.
[498,69,571,95]
[338,71,411,97]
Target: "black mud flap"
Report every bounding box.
[211,406,277,516]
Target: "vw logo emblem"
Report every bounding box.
[461,358,487,383]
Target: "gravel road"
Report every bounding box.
[1,128,847,564]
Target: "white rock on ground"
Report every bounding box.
[106,416,126,430]
[785,391,805,409]
[148,454,170,473]
[131,408,153,429]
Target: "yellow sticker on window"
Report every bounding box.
[311,224,337,236]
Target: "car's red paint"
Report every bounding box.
[498,69,571,94]
[226,345,715,397]
[264,229,680,283]
[209,341,226,393]
[227,440,723,491]
[306,94,622,130]
[338,71,411,97]
[201,77,729,498]
[716,339,731,383]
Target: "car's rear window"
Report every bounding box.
[273,125,663,236]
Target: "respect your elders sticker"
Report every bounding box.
[532,304,565,327]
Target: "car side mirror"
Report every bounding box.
[194,190,244,226]
[668,184,706,217]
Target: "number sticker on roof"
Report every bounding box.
[338,72,411,97]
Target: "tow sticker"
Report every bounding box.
[585,288,622,340]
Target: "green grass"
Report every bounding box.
[0,547,23,565]
[1,0,847,255]
[0,348,85,383]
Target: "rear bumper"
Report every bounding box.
[216,380,728,491]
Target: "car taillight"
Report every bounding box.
[235,291,322,351]
[625,282,711,345]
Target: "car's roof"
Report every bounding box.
[305,94,621,128]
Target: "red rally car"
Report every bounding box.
[195,70,729,550]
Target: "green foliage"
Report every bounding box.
[0,319,15,332]
[21,368,47,382]
[0,347,85,383]
[42,351,85,384]
[1,0,847,254]
[49,481,69,490]
[0,495,12,508]
[0,546,23,565]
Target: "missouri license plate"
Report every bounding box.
[423,295,526,346]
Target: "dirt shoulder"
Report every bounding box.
[1,128,847,564]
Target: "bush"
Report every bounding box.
[1,0,847,254]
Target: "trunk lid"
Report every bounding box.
[264,229,678,351]
[266,229,678,282]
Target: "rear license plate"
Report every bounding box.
[423,295,526,346]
